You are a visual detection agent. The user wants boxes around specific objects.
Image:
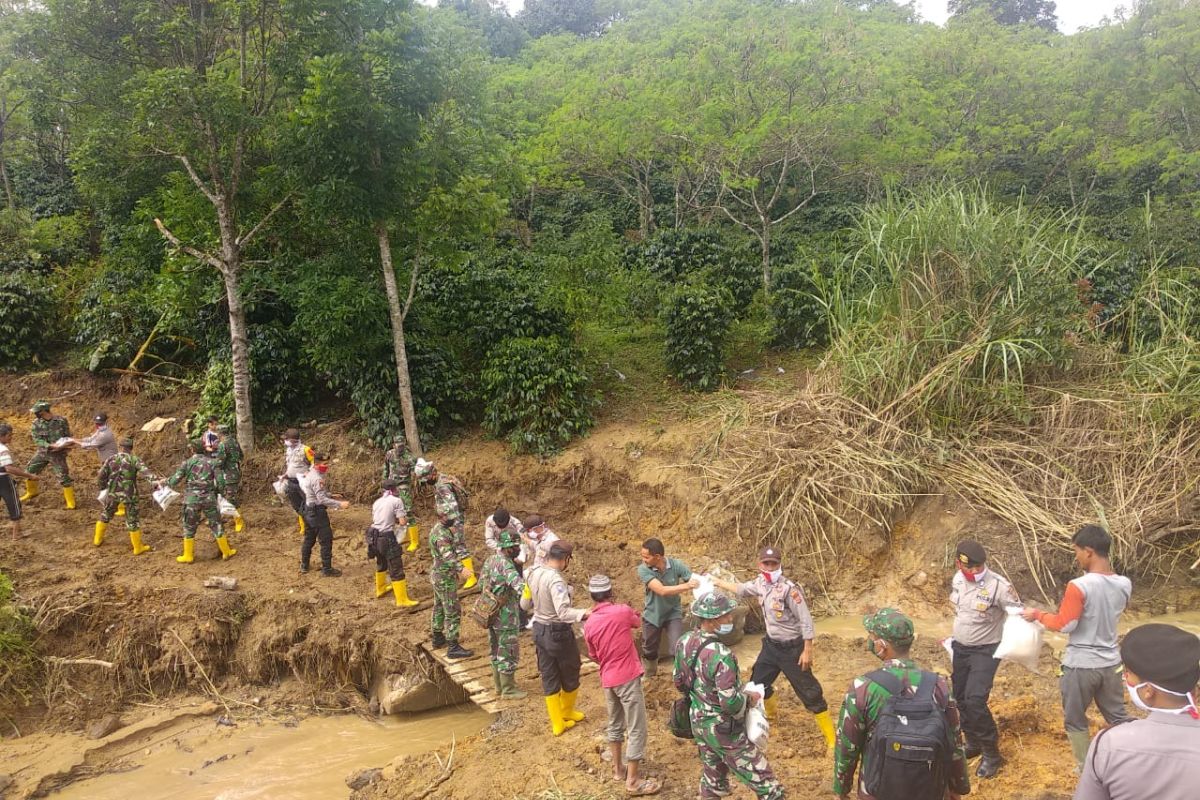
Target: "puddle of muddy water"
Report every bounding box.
[49,707,490,800]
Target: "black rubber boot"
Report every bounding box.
[431,631,447,648]
[446,642,473,660]
[320,567,342,577]
[299,562,310,574]
[976,751,1004,779]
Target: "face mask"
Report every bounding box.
[961,567,985,583]
[315,464,329,474]
[1126,681,1199,716]
[716,623,734,635]
[762,568,782,584]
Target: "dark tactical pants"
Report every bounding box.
[284,477,305,514]
[183,497,222,539]
[533,620,581,695]
[693,714,784,799]
[100,494,140,530]
[301,504,334,570]
[749,636,828,713]
[0,475,20,520]
[431,568,461,642]
[1060,664,1131,733]
[641,616,683,660]
[374,531,406,581]
[952,640,1002,749]
[26,449,72,487]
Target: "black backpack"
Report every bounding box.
[861,669,954,800]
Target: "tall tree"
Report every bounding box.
[949,0,1059,32]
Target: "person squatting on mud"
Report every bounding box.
[300,452,349,577]
[163,440,236,564]
[674,592,783,800]
[523,540,590,736]
[0,422,37,540]
[419,457,475,660]
[93,436,158,556]
[367,478,417,606]
[20,400,75,509]
[479,526,527,699]
[382,436,420,552]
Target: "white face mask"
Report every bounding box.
[1126,681,1199,716]
[717,622,734,635]
[762,568,782,583]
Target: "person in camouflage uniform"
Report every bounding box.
[215,425,243,504]
[480,527,527,699]
[832,608,971,800]
[93,437,158,555]
[418,456,475,659]
[674,593,784,800]
[21,401,76,509]
[163,440,236,564]
[416,457,477,587]
[382,436,420,552]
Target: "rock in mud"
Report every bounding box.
[203,576,239,591]
[908,570,928,588]
[86,713,123,739]
[346,768,382,790]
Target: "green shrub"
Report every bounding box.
[481,336,596,455]
[0,270,57,370]
[624,228,758,313]
[0,571,37,706]
[192,323,316,428]
[769,263,830,349]
[663,280,735,391]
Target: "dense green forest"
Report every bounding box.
[1,0,1197,458]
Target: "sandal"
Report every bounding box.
[627,777,662,796]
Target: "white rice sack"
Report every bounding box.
[993,607,1042,672]
[53,437,72,448]
[941,636,955,661]
[153,485,181,512]
[217,495,238,518]
[692,573,716,599]
[97,489,110,505]
[272,477,289,499]
[743,681,770,749]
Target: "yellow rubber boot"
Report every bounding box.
[297,514,305,535]
[130,530,152,556]
[19,478,39,501]
[63,487,76,510]
[374,571,391,599]
[544,694,574,736]
[814,710,837,751]
[177,538,195,564]
[406,524,419,552]
[461,557,477,590]
[216,536,237,560]
[93,520,107,547]
[115,502,126,517]
[763,693,779,721]
[559,688,585,723]
[234,514,245,533]
[392,579,419,608]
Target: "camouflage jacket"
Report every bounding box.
[216,438,243,481]
[383,445,416,487]
[97,452,158,500]
[166,455,224,500]
[480,552,524,610]
[434,473,468,524]
[429,521,469,574]
[31,415,70,450]
[673,629,747,723]
[832,658,970,798]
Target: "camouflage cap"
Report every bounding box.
[863,607,915,647]
[190,439,206,454]
[497,528,521,549]
[691,592,737,620]
[31,401,51,413]
[217,424,231,434]
[119,436,135,448]
[392,435,406,446]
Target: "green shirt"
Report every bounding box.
[637,557,692,627]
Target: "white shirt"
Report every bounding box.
[0,442,12,471]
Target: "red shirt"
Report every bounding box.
[583,601,644,688]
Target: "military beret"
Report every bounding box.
[1121,623,1200,694]
[548,541,573,559]
[94,412,108,424]
[956,540,987,567]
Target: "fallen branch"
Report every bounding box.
[412,737,455,800]
[45,657,115,669]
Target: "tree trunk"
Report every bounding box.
[216,201,255,454]
[637,173,655,239]
[0,156,13,210]
[760,218,772,295]
[376,221,423,457]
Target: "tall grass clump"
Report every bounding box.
[822,185,1094,429]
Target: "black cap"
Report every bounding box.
[548,541,573,559]
[1121,623,1200,694]
[758,546,782,563]
[94,413,108,424]
[382,478,398,491]
[493,508,510,528]
[956,540,987,567]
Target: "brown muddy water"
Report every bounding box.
[46,707,489,800]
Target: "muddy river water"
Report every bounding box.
[46,707,490,800]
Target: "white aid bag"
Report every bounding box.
[153,485,181,511]
[692,573,716,599]
[743,681,770,749]
[941,636,955,661]
[52,437,72,448]
[97,489,110,505]
[272,477,289,499]
[217,495,238,518]
[993,607,1042,672]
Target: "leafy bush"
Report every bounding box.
[0,570,38,706]
[481,336,596,455]
[769,262,830,349]
[192,323,316,428]
[0,270,57,370]
[623,228,758,313]
[663,280,735,391]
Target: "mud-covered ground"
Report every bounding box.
[1,371,1197,800]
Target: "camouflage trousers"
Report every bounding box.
[693,714,784,800]
[488,601,521,674]
[431,568,461,643]
[398,484,415,522]
[100,495,140,530]
[221,478,241,507]
[182,496,223,540]
[26,449,72,487]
